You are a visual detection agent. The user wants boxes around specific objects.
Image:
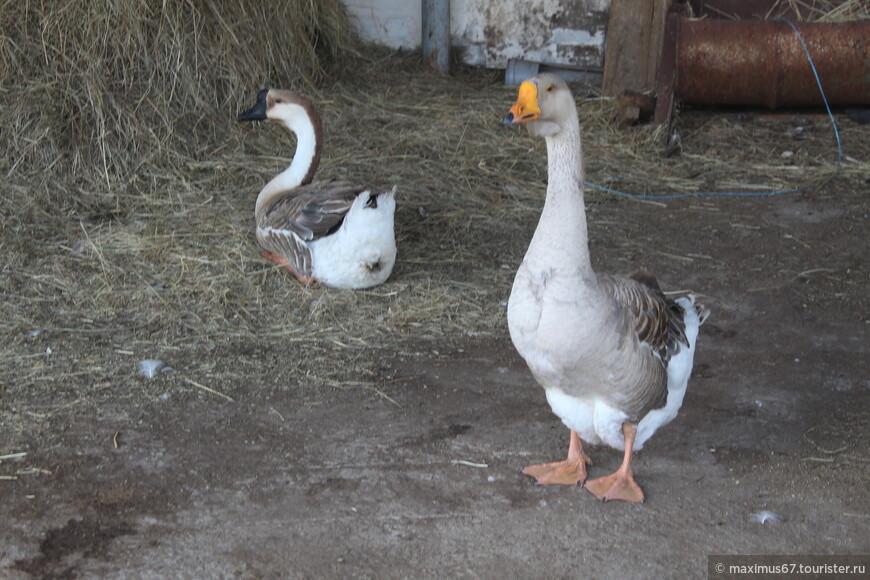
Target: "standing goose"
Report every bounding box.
[238,89,397,289]
[503,74,709,503]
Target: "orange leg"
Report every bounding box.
[522,430,592,485]
[584,423,645,503]
[261,251,315,286]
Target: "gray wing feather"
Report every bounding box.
[597,269,690,420]
[598,269,689,367]
[258,227,314,277]
[260,179,367,242]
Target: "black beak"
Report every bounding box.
[237,89,269,122]
[502,112,515,125]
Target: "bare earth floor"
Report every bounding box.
[2,119,869,578]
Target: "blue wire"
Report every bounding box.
[587,16,843,201]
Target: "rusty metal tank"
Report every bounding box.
[674,18,869,108]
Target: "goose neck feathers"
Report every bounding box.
[507,74,592,278]
[238,89,324,219]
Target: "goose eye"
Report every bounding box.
[546,84,555,93]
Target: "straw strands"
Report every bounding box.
[769,0,870,22]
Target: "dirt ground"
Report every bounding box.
[2,93,869,578]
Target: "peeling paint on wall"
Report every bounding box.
[342,0,611,69]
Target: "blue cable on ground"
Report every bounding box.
[586,16,843,201]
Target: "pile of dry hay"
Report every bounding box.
[1,1,866,401]
[1,0,353,219]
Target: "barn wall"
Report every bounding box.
[342,0,422,50]
[342,0,611,69]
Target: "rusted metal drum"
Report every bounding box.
[675,19,870,108]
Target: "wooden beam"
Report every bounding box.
[602,0,670,97]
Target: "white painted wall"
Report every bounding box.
[342,0,611,69]
[343,0,422,50]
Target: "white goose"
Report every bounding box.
[503,74,709,503]
[238,89,397,289]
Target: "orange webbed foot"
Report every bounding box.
[522,430,591,486]
[523,455,591,486]
[585,470,645,503]
[585,422,645,503]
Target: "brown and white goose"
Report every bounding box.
[503,74,709,503]
[238,89,397,289]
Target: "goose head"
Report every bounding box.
[503,73,577,138]
[238,88,322,135]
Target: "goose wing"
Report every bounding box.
[260,179,367,242]
[598,269,689,368]
[596,269,693,420]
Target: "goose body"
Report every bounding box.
[238,89,396,289]
[503,74,709,502]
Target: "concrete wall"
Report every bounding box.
[342,0,610,69]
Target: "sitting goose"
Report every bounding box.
[238,89,397,289]
[503,74,709,503]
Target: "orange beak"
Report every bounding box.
[503,81,540,125]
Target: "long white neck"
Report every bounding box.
[526,112,593,278]
[255,108,321,219]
